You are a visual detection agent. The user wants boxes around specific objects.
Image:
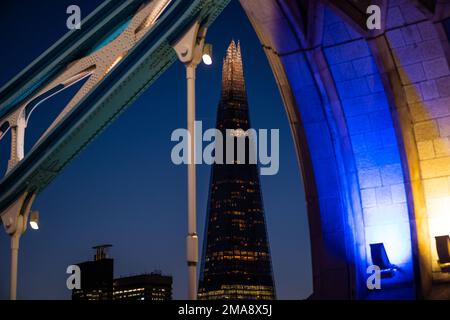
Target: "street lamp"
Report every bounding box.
[29,211,39,230]
[172,21,212,300]
[202,44,213,65]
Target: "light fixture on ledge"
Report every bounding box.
[370,243,398,278]
[435,235,450,272]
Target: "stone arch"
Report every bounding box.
[240,0,422,299]
[242,0,362,299]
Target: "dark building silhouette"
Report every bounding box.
[113,272,172,300]
[71,245,172,300]
[72,245,114,300]
[198,41,276,300]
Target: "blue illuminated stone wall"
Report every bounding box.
[322,7,415,297]
[241,0,450,299]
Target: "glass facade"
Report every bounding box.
[198,41,276,300]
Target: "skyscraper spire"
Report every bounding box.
[198,41,276,300]
[221,40,246,102]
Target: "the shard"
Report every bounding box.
[198,41,276,300]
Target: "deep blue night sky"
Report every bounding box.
[0,0,312,299]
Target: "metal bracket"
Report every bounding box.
[172,21,207,66]
[1,192,35,236]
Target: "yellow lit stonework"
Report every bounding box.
[419,144,450,283]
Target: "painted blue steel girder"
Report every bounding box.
[0,0,230,212]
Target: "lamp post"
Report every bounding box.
[173,22,212,300]
[1,192,37,300]
[10,215,23,300]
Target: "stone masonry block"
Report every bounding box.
[347,115,371,135]
[376,186,393,205]
[394,45,423,66]
[423,58,450,80]
[386,6,405,29]
[423,177,450,199]
[414,120,440,142]
[358,168,382,189]
[399,63,426,85]
[329,62,357,81]
[409,101,433,122]
[365,131,384,150]
[417,21,439,41]
[420,157,450,179]
[369,110,393,131]
[438,117,450,137]
[434,138,450,157]
[361,188,377,208]
[351,134,367,154]
[419,40,445,61]
[436,76,450,97]
[420,80,439,101]
[339,41,369,62]
[386,29,405,49]
[404,84,422,104]
[364,203,409,226]
[399,3,426,24]
[401,24,422,45]
[391,184,407,203]
[381,128,398,148]
[380,164,404,185]
[417,141,435,160]
[366,75,384,93]
[353,57,378,77]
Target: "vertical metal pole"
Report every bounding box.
[2,193,35,300]
[10,229,21,300]
[186,64,198,300]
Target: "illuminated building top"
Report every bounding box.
[198,41,276,300]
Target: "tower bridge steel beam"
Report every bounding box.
[0,0,229,213]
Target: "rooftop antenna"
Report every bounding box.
[92,244,113,261]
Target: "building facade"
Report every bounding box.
[72,246,172,300]
[72,245,114,301]
[113,272,172,301]
[198,41,276,300]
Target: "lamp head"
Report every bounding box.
[202,43,213,65]
[29,211,39,230]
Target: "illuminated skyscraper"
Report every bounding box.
[198,41,276,300]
